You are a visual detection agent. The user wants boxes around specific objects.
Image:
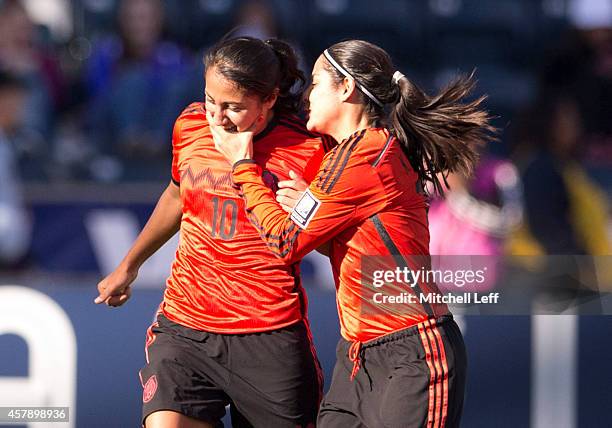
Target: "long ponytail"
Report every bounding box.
[323,40,496,196]
[391,72,496,195]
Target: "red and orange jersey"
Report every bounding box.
[163,102,333,333]
[233,127,449,343]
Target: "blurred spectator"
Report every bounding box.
[541,0,612,168]
[0,0,65,178]
[516,94,610,256]
[0,70,32,265]
[428,156,523,291]
[508,92,611,306]
[83,0,197,181]
[429,157,523,256]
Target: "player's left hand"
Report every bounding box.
[208,111,258,166]
[276,170,309,213]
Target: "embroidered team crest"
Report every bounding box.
[291,189,321,229]
[262,170,279,192]
[143,375,158,403]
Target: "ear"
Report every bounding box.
[340,76,357,102]
[263,88,279,110]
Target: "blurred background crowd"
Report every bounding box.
[1,2,611,426]
[0,0,610,280]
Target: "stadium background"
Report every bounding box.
[0,0,611,426]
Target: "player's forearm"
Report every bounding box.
[233,162,311,263]
[240,181,291,235]
[120,183,182,272]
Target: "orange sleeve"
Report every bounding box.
[170,117,183,185]
[232,151,382,263]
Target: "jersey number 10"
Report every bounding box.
[211,196,238,240]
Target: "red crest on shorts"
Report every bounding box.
[142,375,158,403]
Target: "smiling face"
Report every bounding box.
[204,66,275,133]
[306,55,344,135]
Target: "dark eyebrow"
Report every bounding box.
[204,91,245,108]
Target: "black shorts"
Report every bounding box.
[140,313,323,427]
[318,316,467,428]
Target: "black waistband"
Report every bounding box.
[361,315,454,349]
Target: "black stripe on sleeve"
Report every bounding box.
[371,135,393,167]
[318,136,353,190]
[316,146,340,189]
[245,212,300,255]
[324,131,365,193]
[322,134,336,152]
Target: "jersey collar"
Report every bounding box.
[253,115,279,143]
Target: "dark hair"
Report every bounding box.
[204,36,305,115]
[324,40,496,195]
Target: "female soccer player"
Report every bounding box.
[213,40,495,427]
[94,37,333,428]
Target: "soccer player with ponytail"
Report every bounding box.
[213,39,495,427]
[95,37,331,428]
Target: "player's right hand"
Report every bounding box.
[276,170,308,213]
[94,266,137,307]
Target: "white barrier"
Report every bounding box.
[0,286,77,428]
